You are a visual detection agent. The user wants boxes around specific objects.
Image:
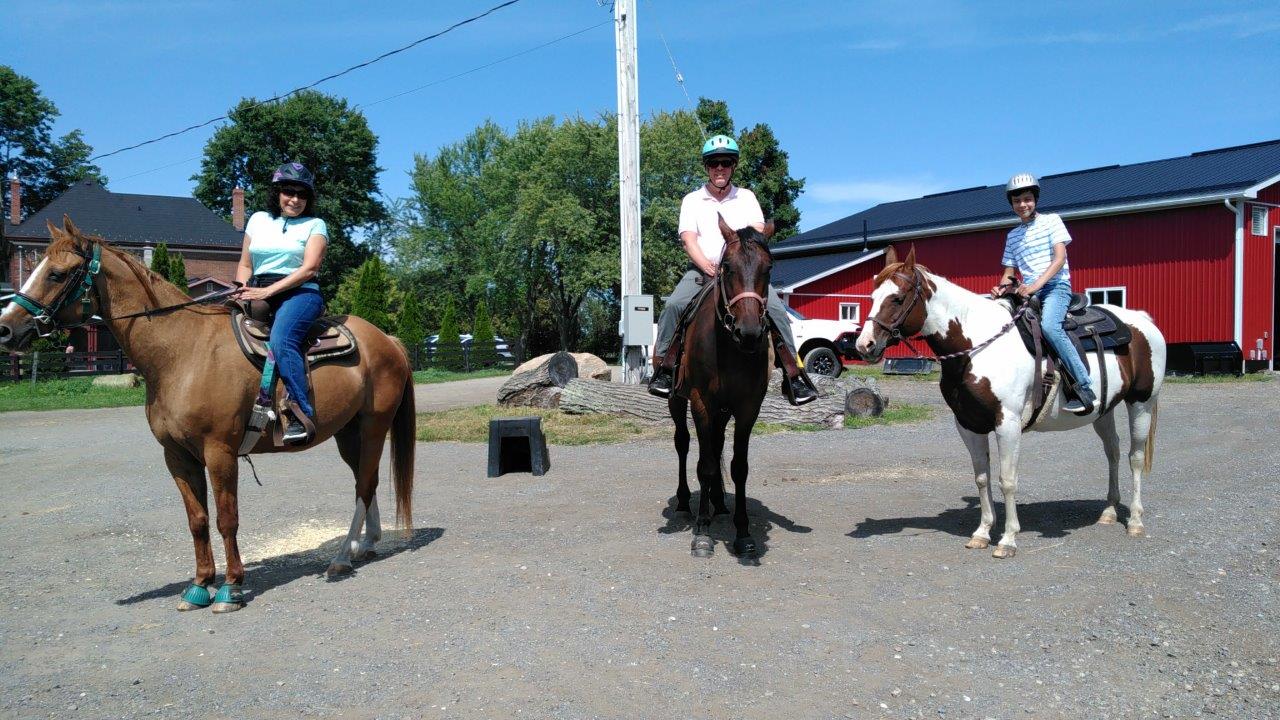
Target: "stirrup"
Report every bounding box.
[648,368,673,398]
[282,417,310,444]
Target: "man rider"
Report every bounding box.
[648,135,817,406]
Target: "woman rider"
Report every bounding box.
[233,162,329,443]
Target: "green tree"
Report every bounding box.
[149,242,172,277]
[168,252,188,293]
[396,290,426,369]
[0,66,105,219]
[350,256,395,333]
[435,297,463,370]
[471,298,496,366]
[191,90,384,297]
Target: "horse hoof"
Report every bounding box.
[691,536,715,558]
[326,562,353,577]
[731,537,757,557]
[992,544,1017,559]
[1097,508,1118,525]
[964,537,990,550]
[176,583,213,612]
[1126,524,1146,538]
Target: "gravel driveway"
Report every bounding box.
[0,378,1276,719]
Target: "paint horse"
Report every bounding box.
[855,247,1165,558]
[0,217,416,611]
[669,216,775,558]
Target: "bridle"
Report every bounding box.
[868,266,927,347]
[2,239,237,338]
[714,239,770,336]
[4,243,102,337]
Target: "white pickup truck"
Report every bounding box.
[786,306,862,378]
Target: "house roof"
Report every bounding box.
[775,138,1280,258]
[773,247,881,292]
[7,180,242,249]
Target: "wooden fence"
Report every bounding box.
[2,350,135,383]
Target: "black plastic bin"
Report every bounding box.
[1166,341,1242,376]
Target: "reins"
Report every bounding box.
[874,266,1029,363]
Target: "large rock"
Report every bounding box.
[513,352,611,381]
[92,373,140,388]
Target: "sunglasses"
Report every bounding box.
[705,158,736,169]
[278,187,309,199]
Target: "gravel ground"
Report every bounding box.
[0,378,1276,719]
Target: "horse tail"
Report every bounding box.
[391,361,416,532]
[1142,399,1158,476]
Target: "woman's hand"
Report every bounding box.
[233,286,273,301]
[1015,282,1040,298]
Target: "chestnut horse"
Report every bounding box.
[0,217,415,611]
[855,247,1165,558]
[669,216,775,558]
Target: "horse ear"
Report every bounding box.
[717,213,738,244]
[905,245,917,267]
[62,214,82,238]
[760,220,775,241]
[47,219,65,240]
[884,245,898,266]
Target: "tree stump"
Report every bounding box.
[497,351,578,408]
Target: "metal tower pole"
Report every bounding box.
[615,0,646,383]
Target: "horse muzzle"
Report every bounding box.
[0,316,37,353]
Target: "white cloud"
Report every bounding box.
[807,178,949,206]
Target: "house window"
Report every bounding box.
[1086,286,1126,307]
[839,302,861,323]
[1251,206,1268,236]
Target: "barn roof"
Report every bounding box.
[7,180,242,249]
[774,138,1280,259]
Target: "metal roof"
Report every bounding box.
[7,180,243,249]
[773,247,880,291]
[775,138,1280,258]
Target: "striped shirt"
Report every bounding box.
[1002,212,1072,284]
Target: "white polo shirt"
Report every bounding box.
[1002,212,1072,284]
[677,184,765,265]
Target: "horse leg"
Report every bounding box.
[670,396,691,516]
[205,449,246,612]
[991,419,1023,559]
[328,416,390,576]
[335,423,381,560]
[166,446,216,611]
[708,410,731,516]
[689,400,722,558]
[1092,410,1123,525]
[1124,399,1157,537]
[955,422,994,550]
[728,416,757,557]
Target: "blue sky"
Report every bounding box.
[9,0,1279,232]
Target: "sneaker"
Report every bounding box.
[648,367,673,398]
[786,376,818,406]
[1063,385,1097,414]
[282,417,310,444]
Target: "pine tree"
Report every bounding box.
[471,299,496,367]
[397,291,426,370]
[350,257,393,332]
[149,242,171,277]
[168,252,188,293]
[436,298,462,370]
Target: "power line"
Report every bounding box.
[89,0,526,162]
[644,0,705,139]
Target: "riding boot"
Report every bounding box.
[647,341,681,398]
[772,331,818,406]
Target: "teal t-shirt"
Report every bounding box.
[245,211,328,290]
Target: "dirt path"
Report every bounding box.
[1,380,1276,719]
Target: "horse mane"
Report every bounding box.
[733,226,773,257]
[874,260,933,286]
[52,232,230,316]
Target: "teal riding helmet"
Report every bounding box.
[701,135,739,159]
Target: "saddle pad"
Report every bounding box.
[230,309,358,370]
[1065,305,1131,351]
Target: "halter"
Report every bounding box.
[714,240,769,335]
[3,244,102,337]
[868,267,926,346]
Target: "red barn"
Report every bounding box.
[772,140,1280,373]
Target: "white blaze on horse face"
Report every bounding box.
[855,281,896,356]
[1,259,48,325]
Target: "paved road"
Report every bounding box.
[1,379,1276,719]
[413,375,508,412]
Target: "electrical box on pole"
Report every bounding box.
[614,0,645,383]
[621,294,654,347]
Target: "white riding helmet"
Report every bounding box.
[1006,172,1040,198]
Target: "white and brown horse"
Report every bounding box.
[855,247,1165,557]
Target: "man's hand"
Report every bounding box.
[991,281,1013,297]
[700,260,718,277]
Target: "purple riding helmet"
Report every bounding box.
[271,162,315,192]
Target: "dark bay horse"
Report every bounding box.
[0,218,415,611]
[855,247,1165,557]
[669,216,775,558]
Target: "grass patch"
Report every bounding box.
[412,367,511,384]
[0,377,146,412]
[416,405,666,445]
[841,364,940,382]
[1165,372,1272,384]
[843,403,934,429]
[754,421,827,434]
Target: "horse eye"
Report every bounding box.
[893,296,904,305]
[49,271,67,282]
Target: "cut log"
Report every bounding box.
[558,378,847,428]
[497,351,578,407]
[845,387,884,417]
[513,352,611,381]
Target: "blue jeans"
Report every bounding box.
[1037,281,1093,391]
[268,287,324,418]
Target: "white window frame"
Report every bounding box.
[1251,206,1268,236]
[1085,286,1126,308]
[838,302,861,323]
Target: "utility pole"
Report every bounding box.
[614,0,649,384]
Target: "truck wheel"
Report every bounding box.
[803,346,842,378]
